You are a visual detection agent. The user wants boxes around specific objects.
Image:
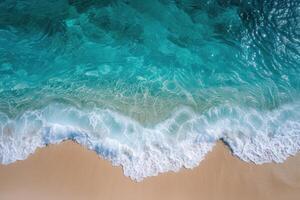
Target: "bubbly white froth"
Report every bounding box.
[0,103,300,181]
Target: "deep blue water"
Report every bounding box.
[0,0,299,181]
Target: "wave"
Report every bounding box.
[1,103,299,181]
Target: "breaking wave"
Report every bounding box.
[1,103,300,181]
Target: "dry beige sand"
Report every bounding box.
[0,141,300,200]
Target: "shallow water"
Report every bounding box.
[0,0,299,181]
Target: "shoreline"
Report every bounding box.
[0,141,300,200]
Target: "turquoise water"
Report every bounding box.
[0,0,300,181]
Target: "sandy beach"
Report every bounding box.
[0,141,299,200]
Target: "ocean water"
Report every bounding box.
[0,0,299,181]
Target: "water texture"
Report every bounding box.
[0,0,299,181]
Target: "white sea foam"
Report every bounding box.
[0,103,299,181]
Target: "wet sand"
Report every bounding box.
[0,141,299,200]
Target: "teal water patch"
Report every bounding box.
[0,0,299,180]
